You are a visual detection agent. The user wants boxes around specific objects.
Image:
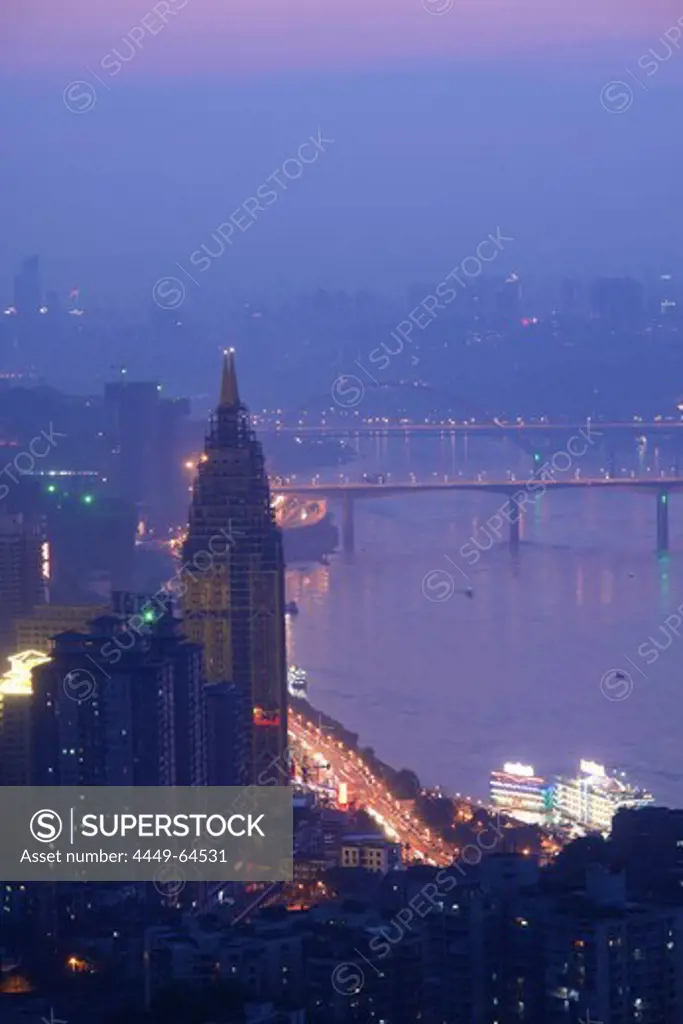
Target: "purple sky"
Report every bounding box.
[3,0,673,72]
[1,0,682,298]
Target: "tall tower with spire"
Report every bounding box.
[182,350,288,781]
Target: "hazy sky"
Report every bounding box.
[3,0,671,71]
[1,0,682,299]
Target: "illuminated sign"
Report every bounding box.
[503,762,535,778]
[0,650,51,696]
[41,541,50,582]
[580,760,606,777]
[253,707,281,728]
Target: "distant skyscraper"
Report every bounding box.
[13,255,42,315]
[561,277,584,316]
[657,273,679,319]
[497,271,522,323]
[590,277,644,331]
[104,380,189,531]
[104,380,160,517]
[43,487,137,601]
[182,351,288,782]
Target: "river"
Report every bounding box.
[285,432,683,807]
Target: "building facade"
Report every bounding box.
[30,611,206,787]
[182,351,288,782]
[0,514,44,660]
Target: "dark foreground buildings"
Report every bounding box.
[30,610,207,787]
[13,818,679,1024]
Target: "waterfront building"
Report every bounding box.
[288,665,308,698]
[182,350,288,782]
[554,760,654,835]
[489,762,549,822]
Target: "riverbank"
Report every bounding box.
[290,695,551,858]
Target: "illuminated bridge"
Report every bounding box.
[278,477,683,553]
[259,419,683,439]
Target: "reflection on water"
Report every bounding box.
[286,436,683,807]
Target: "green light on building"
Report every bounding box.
[83,494,94,504]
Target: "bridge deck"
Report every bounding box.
[279,478,683,497]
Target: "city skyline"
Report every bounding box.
[2,0,683,1017]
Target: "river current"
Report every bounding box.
[285,432,683,806]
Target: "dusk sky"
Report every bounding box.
[2,0,682,298]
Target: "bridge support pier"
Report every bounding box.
[657,491,669,552]
[510,513,521,548]
[341,493,355,553]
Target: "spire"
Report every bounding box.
[220,348,239,407]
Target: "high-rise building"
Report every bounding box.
[540,866,683,1023]
[497,271,522,323]
[0,514,44,659]
[42,486,137,601]
[0,649,51,785]
[204,682,251,787]
[13,255,42,316]
[14,603,108,652]
[104,379,160,517]
[561,277,584,316]
[147,612,207,787]
[590,276,644,331]
[31,611,206,787]
[611,806,683,904]
[182,351,288,782]
[104,380,189,532]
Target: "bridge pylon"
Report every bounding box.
[657,491,669,552]
[341,492,355,553]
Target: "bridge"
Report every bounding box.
[260,420,683,438]
[278,477,683,553]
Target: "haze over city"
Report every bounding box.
[2,1,683,1022]
[3,0,683,299]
